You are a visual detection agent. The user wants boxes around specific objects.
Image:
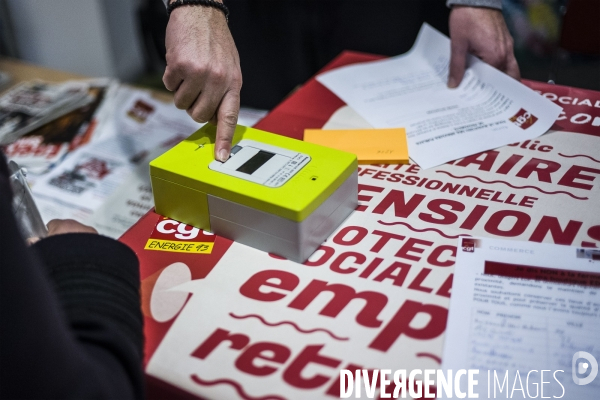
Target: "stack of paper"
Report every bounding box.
[22,86,227,238]
[304,127,409,164]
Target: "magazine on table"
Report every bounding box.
[2,80,118,178]
[0,80,92,145]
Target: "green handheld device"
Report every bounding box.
[150,124,358,262]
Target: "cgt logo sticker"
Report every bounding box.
[461,238,480,253]
[144,218,215,254]
[509,108,538,129]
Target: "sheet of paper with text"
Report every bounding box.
[442,237,600,399]
[317,24,563,169]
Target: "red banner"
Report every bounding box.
[120,51,600,399]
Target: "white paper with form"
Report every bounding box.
[441,237,599,399]
[317,24,562,169]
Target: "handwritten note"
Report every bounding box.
[303,128,409,164]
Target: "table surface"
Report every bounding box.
[0,57,86,87]
[0,57,173,102]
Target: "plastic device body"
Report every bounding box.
[8,160,48,240]
[150,125,358,262]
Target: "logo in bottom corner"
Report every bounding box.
[144,218,215,254]
[573,351,598,385]
[509,108,538,129]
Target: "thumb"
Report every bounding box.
[214,90,240,162]
[448,37,468,88]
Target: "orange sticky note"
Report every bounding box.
[303,128,409,164]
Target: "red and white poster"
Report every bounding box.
[120,52,600,399]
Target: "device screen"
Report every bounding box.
[236,150,275,175]
[208,140,311,188]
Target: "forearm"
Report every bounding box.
[447,0,502,10]
[0,155,143,399]
[32,233,144,399]
[163,0,241,161]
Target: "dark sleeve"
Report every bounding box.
[0,153,144,399]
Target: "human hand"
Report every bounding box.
[448,6,520,88]
[27,219,97,244]
[163,2,242,161]
[47,219,98,236]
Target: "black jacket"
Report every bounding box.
[0,151,144,399]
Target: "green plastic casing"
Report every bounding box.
[150,124,357,233]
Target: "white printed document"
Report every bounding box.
[441,237,600,399]
[317,24,562,169]
[30,89,200,229]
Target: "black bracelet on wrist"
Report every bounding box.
[167,0,229,22]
